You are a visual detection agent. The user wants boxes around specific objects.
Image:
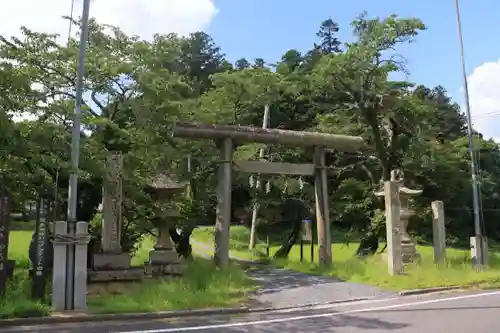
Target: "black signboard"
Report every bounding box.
[32,199,48,300]
[300,219,314,263]
[0,195,11,297]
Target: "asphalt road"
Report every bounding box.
[4,290,500,333]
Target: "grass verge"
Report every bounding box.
[88,258,256,314]
[0,268,52,319]
[192,226,500,291]
[1,231,256,319]
[192,227,267,260]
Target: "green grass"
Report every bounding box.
[0,270,52,319]
[1,230,256,319]
[8,230,32,266]
[88,259,255,314]
[192,227,268,259]
[192,226,500,291]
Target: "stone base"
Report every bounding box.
[401,241,420,263]
[149,250,180,265]
[87,281,140,295]
[402,251,421,264]
[92,252,131,270]
[144,263,182,277]
[87,267,144,282]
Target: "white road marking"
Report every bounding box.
[117,290,500,333]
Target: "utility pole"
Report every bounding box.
[65,0,91,309]
[248,105,270,250]
[453,0,487,267]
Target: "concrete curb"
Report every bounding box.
[398,286,462,296]
[0,297,373,328]
[248,296,374,313]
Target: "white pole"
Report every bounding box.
[453,0,486,266]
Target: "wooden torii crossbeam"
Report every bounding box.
[172,122,366,152]
[172,122,367,268]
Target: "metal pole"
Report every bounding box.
[248,104,270,250]
[66,0,91,310]
[454,0,485,265]
[67,0,76,43]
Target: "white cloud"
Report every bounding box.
[467,58,500,141]
[0,0,218,41]
[2,0,218,124]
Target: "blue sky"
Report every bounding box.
[209,0,496,94]
[207,0,500,140]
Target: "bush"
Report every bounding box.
[89,213,143,254]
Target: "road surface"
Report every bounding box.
[4,290,500,333]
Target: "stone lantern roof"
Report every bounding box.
[399,186,422,196]
[374,182,422,197]
[149,173,188,191]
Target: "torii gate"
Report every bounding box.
[172,122,366,268]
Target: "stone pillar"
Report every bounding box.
[470,236,489,268]
[101,153,123,253]
[431,201,446,264]
[214,138,232,268]
[155,225,174,250]
[383,181,403,275]
[74,221,89,310]
[52,221,67,311]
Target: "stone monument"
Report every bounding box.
[144,173,187,277]
[88,153,143,283]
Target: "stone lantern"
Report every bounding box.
[376,181,422,264]
[398,185,423,263]
[144,173,188,277]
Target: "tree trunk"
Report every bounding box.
[169,227,193,259]
[356,232,379,257]
[273,198,309,259]
[356,109,393,257]
[273,218,302,258]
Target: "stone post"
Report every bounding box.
[431,201,446,264]
[471,236,489,268]
[383,181,403,275]
[74,221,90,310]
[52,221,67,311]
